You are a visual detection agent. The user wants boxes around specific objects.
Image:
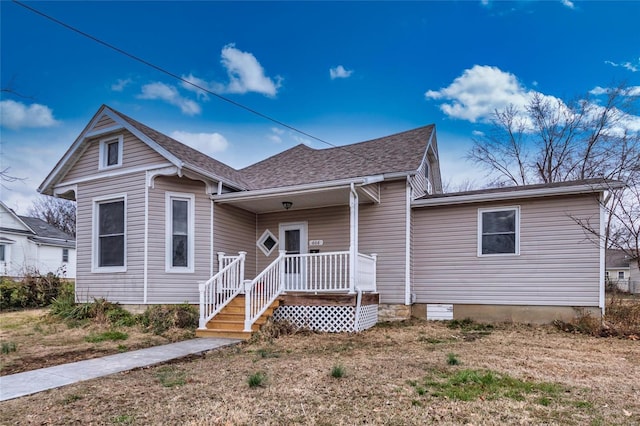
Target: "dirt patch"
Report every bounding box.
[1,319,638,425]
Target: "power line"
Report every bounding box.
[11,0,403,172]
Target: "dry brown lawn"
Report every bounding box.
[0,309,192,375]
[1,315,639,425]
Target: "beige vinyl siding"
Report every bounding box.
[412,194,601,306]
[147,176,211,304]
[409,160,428,198]
[256,206,350,273]
[75,173,146,303]
[93,114,117,131]
[360,180,408,304]
[213,204,257,278]
[64,130,167,182]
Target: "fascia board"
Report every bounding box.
[412,182,624,208]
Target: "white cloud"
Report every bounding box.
[222,44,281,96]
[604,58,639,72]
[425,65,540,122]
[138,82,201,115]
[329,65,354,80]
[472,130,485,137]
[181,44,282,98]
[111,78,133,92]
[561,0,575,9]
[0,100,59,130]
[590,85,640,97]
[480,0,490,6]
[170,131,229,156]
[268,127,284,144]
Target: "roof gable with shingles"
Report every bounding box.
[18,217,75,241]
[240,125,435,189]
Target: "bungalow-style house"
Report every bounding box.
[0,201,76,278]
[38,105,617,338]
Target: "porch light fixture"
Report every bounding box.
[282,201,293,210]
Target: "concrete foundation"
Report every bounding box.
[412,303,602,324]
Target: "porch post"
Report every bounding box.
[349,184,358,294]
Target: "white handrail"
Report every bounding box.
[198,251,245,329]
[244,250,286,332]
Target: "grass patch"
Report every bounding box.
[248,371,267,388]
[255,348,280,359]
[62,394,82,405]
[330,364,346,378]
[446,352,460,365]
[155,366,186,388]
[85,330,129,343]
[112,414,135,424]
[1,341,17,354]
[412,368,562,402]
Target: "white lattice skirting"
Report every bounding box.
[273,304,378,333]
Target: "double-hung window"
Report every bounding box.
[62,248,69,263]
[99,135,123,169]
[478,207,520,256]
[166,192,194,273]
[93,196,126,271]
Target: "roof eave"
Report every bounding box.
[412,181,624,207]
[213,174,385,202]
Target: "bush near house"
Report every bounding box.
[0,273,65,310]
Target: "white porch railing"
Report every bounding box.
[244,251,286,332]
[199,250,378,332]
[198,252,246,329]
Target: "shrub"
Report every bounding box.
[0,273,65,309]
[140,303,198,335]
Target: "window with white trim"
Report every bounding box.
[257,229,278,256]
[618,271,625,280]
[93,196,126,271]
[99,135,123,169]
[166,192,195,272]
[62,248,69,263]
[478,207,520,256]
[0,244,5,262]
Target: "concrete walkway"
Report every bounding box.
[0,338,240,401]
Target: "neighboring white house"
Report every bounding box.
[606,249,639,294]
[0,201,76,279]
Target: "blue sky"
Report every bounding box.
[1,1,639,213]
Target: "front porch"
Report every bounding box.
[196,250,379,339]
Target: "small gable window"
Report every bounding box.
[99,135,123,169]
[478,206,520,256]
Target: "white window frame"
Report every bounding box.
[477,206,520,257]
[618,271,625,280]
[165,192,195,273]
[92,194,127,273]
[257,229,279,256]
[98,135,124,170]
[62,248,69,263]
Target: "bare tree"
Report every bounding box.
[28,196,76,237]
[468,83,640,269]
[468,84,640,185]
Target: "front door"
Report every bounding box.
[279,222,308,290]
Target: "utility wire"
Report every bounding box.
[11,0,408,173]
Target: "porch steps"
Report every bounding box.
[196,295,280,340]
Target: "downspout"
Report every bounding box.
[143,171,150,304]
[599,192,606,316]
[349,183,358,294]
[405,181,412,305]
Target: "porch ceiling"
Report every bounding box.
[213,185,377,214]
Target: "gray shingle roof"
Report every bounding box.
[18,217,75,243]
[240,125,435,189]
[606,249,633,268]
[112,108,250,189]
